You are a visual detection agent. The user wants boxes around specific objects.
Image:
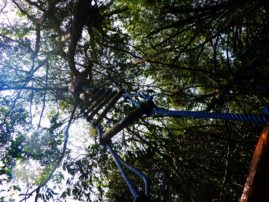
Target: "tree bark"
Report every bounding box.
[241,122,269,202]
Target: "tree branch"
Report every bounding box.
[19,105,77,201]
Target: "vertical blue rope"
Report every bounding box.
[96,124,150,201]
[106,144,138,199]
[117,155,150,198]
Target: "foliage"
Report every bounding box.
[0,0,268,201]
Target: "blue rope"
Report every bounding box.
[106,144,138,199]
[152,107,268,124]
[123,93,140,107]
[124,92,268,124]
[96,124,150,201]
[117,154,150,198]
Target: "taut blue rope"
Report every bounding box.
[124,92,268,124]
[152,107,268,124]
[96,124,150,202]
[106,144,138,198]
[117,154,150,198]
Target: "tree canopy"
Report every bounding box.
[0,0,269,201]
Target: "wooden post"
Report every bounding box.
[101,100,155,144]
[241,122,269,202]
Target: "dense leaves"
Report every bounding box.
[0,0,268,201]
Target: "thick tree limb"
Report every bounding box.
[68,0,91,76]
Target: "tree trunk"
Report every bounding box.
[241,122,269,202]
